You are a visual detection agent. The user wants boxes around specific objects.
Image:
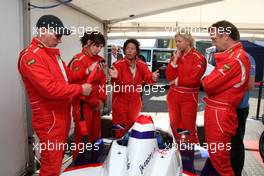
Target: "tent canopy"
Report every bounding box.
[69,0,222,22]
[60,0,264,39]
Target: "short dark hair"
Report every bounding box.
[80,31,106,47]
[123,38,140,55]
[210,20,240,41]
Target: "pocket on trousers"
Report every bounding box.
[47,111,56,134]
[32,111,56,135]
[215,109,225,134]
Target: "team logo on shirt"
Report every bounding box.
[223,64,231,70]
[26,58,35,66]
[74,66,80,71]
[37,43,44,48]
[227,49,233,53]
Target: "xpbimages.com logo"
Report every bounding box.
[98,83,166,95]
[33,140,100,153]
[32,25,100,37]
[164,26,232,37]
[163,141,231,154]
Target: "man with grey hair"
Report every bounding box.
[107,45,123,67]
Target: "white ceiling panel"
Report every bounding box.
[70,0,222,22]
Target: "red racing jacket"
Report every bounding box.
[18,38,85,113]
[68,48,106,107]
[202,43,251,108]
[111,57,155,98]
[166,47,206,92]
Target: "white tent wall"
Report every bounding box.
[0,0,28,175]
[30,0,104,64]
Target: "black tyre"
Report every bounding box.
[259,131,264,162]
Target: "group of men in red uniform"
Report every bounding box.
[18,14,250,176]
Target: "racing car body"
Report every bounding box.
[61,115,207,176]
[61,115,182,176]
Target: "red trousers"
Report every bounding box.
[33,109,71,176]
[72,103,101,159]
[204,98,237,176]
[167,88,199,143]
[112,94,142,138]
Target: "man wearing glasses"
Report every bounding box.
[18,15,92,176]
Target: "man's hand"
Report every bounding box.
[86,61,106,74]
[172,50,180,65]
[152,70,159,82]
[109,66,118,78]
[88,62,97,72]
[98,62,106,71]
[94,100,104,112]
[82,83,92,96]
[85,63,96,75]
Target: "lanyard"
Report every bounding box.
[56,55,68,82]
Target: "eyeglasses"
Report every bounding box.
[55,34,62,39]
